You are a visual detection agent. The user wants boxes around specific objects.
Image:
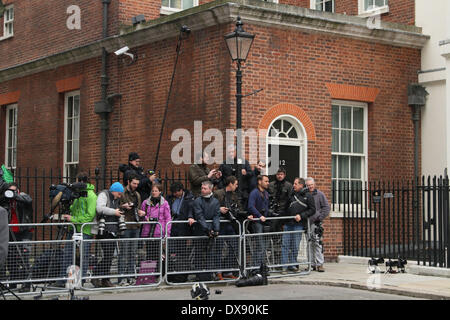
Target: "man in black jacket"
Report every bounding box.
[281,178,315,274]
[213,176,243,280]
[119,152,156,201]
[191,181,221,281]
[166,182,195,283]
[218,145,253,209]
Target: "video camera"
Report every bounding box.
[225,203,240,222]
[49,182,87,204]
[314,221,324,238]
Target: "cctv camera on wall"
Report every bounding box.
[114,46,137,65]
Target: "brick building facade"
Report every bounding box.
[0,0,428,260]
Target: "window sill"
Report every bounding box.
[330,210,378,219]
[0,34,14,41]
[160,6,182,15]
[358,5,389,18]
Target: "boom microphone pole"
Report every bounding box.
[153,25,191,171]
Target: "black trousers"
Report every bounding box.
[93,233,117,280]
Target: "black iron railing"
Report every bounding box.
[333,176,450,268]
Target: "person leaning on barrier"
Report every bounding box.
[0,182,11,286]
[2,182,34,291]
[281,178,315,274]
[214,175,243,280]
[56,173,97,287]
[91,182,124,288]
[247,175,270,267]
[191,181,221,281]
[117,173,146,287]
[305,177,330,273]
[166,182,195,283]
[188,152,221,198]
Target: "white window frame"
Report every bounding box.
[266,115,308,180]
[310,0,335,13]
[358,0,389,17]
[160,0,199,15]
[331,100,368,211]
[1,4,14,40]
[64,91,80,183]
[5,104,17,170]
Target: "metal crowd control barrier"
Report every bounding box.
[80,221,163,291]
[243,217,311,278]
[2,223,77,296]
[165,220,242,286]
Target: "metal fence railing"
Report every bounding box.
[334,176,450,268]
[1,218,313,296]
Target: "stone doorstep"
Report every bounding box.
[338,255,450,278]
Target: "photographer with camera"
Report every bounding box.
[0,182,33,291]
[55,173,97,287]
[281,178,315,274]
[247,175,270,267]
[119,152,156,201]
[117,173,146,286]
[305,177,330,272]
[218,145,254,209]
[214,175,243,280]
[192,181,221,281]
[188,151,221,197]
[91,182,124,288]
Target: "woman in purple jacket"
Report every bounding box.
[140,184,172,261]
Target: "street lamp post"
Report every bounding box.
[224,16,255,162]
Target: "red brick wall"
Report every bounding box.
[118,0,162,26]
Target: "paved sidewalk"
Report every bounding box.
[273,261,450,300]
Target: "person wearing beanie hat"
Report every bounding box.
[91,182,124,288]
[118,152,153,200]
[110,182,124,193]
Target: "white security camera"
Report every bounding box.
[114,46,130,56]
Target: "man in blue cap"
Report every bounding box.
[91,182,124,288]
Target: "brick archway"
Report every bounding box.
[258,103,316,141]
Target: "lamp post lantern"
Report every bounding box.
[224,16,255,163]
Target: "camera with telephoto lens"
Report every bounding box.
[226,203,239,222]
[118,210,127,236]
[268,196,280,217]
[235,263,269,287]
[314,221,324,238]
[98,215,106,236]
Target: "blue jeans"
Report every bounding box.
[281,223,304,268]
[118,229,140,281]
[249,221,267,268]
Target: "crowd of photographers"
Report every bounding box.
[0,147,330,290]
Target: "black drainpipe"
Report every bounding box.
[95,0,111,190]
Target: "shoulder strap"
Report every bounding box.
[292,194,308,208]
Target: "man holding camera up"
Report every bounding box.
[118,173,146,286]
[192,181,221,281]
[281,178,315,274]
[214,176,243,280]
[305,177,330,272]
[58,173,97,287]
[119,152,156,201]
[91,182,124,288]
[189,152,221,197]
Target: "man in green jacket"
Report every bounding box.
[58,172,97,286]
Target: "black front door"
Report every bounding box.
[268,144,300,184]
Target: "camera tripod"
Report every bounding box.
[0,280,21,300]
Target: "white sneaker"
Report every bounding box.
[128,278,136,286]
[119,279,129,286]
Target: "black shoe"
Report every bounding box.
[53,281,65,288]
[8,283,17,289]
